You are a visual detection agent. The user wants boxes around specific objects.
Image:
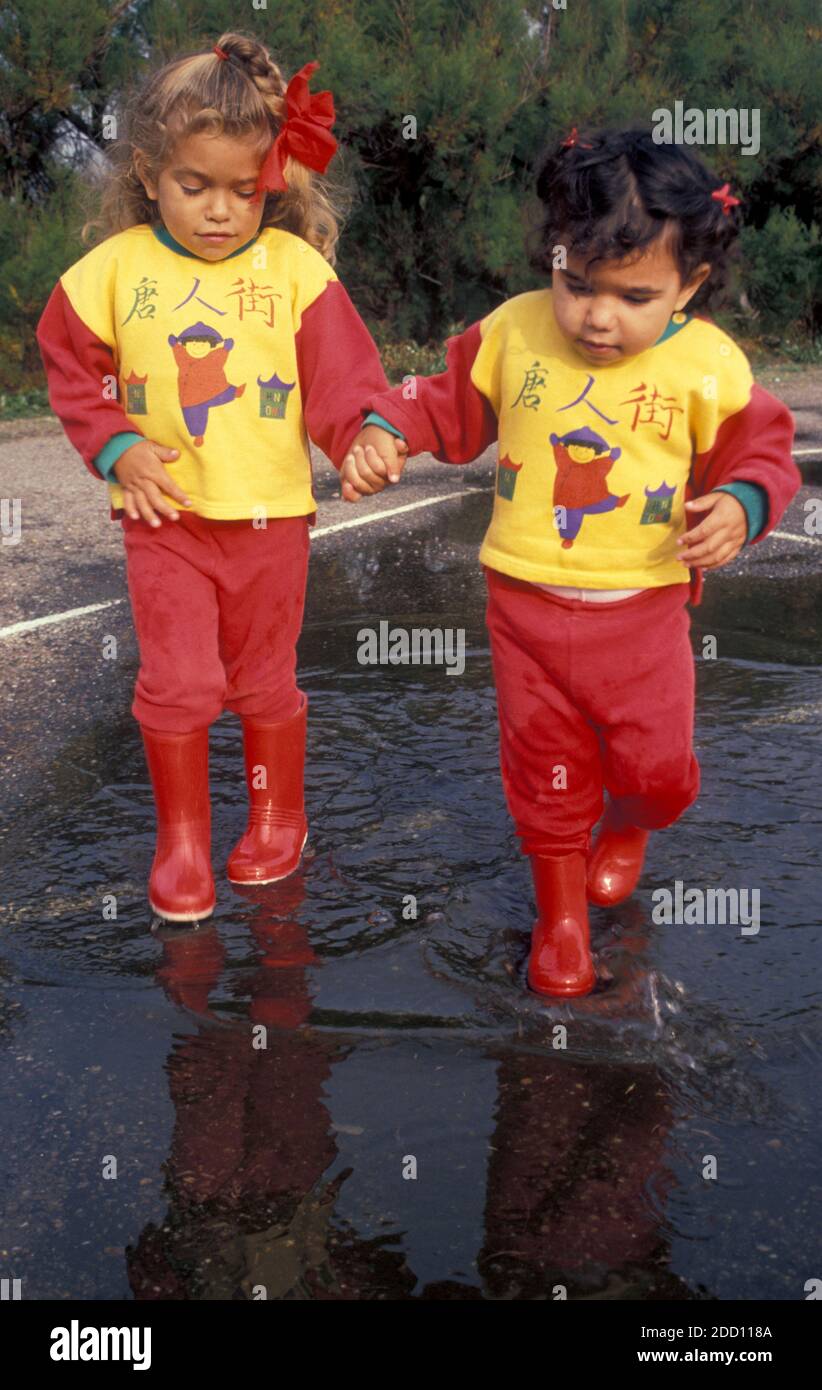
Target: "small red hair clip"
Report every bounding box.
[213,45,230,60]
[561,126,593,150]
[711,182,741,216]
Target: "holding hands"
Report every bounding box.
[340,425,409,503]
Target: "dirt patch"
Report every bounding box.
[753,364,822,406]
[0,416,64,443]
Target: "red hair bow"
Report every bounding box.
[252,61,337,202]
[561,126,593,150]
[711,182,741,216]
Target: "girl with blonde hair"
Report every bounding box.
[37,33,399,921]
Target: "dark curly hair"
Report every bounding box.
[526,126,743,312]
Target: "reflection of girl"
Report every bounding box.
[36,34,396,922]
[130,880,415,1300]
[345,127,800,998]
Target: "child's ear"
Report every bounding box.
[676,262,712,310]
[133,148,158,201]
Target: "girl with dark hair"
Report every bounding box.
[345,126,800,999]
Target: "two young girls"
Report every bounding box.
[344,128,800,997]
[37,34,800,997]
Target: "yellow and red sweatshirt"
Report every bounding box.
[36,222,390,521]
[363,289,800,604]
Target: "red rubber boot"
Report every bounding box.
[140,726,216,922]
[226,696,308,885]
[586,800,649,906]
[527,851,596,997]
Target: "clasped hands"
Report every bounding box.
[340,426,409,503]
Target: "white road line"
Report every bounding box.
[0,486,816,640]
[770,529,817,545]
[0,488,486,638]
[0,599,126,638]
[311,487,483,538]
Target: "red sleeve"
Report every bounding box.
[685,382,799,607]
[35,281,144,477]
[294,280,391,470]
[363,320,499,464]
[688,383,800,542]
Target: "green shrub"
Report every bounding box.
[370,322,455,384]
[0,168,92,390]
[741,209,821,335]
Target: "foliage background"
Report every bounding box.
[1,0,820,406]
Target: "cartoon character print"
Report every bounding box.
[168,321,246,447]
[549,426,630,549]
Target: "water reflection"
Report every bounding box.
[127,883,703,1300]
[128,878,395,1300]
[0,494,819,1297]
[477,1053,704,1301]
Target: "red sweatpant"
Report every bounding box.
[484,566,700,856]
[121,511,309,733]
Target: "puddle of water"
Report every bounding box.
[0,493,819,1299]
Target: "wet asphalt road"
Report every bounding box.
[0,392,820,1301]
[1,391,820,829]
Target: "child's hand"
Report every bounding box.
[678,491,748,570]
[113,440,192,526]
[340,425,409,503]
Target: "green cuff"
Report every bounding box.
[363,411,407,441]
[93,432,144,481]
[712,481,769,543]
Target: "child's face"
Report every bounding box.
[551,232,711,366]
[135,131,267,260]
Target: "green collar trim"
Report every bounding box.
[151,223,262,260]
[654,311,693,345]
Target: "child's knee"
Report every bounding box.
[133,671,226,730]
